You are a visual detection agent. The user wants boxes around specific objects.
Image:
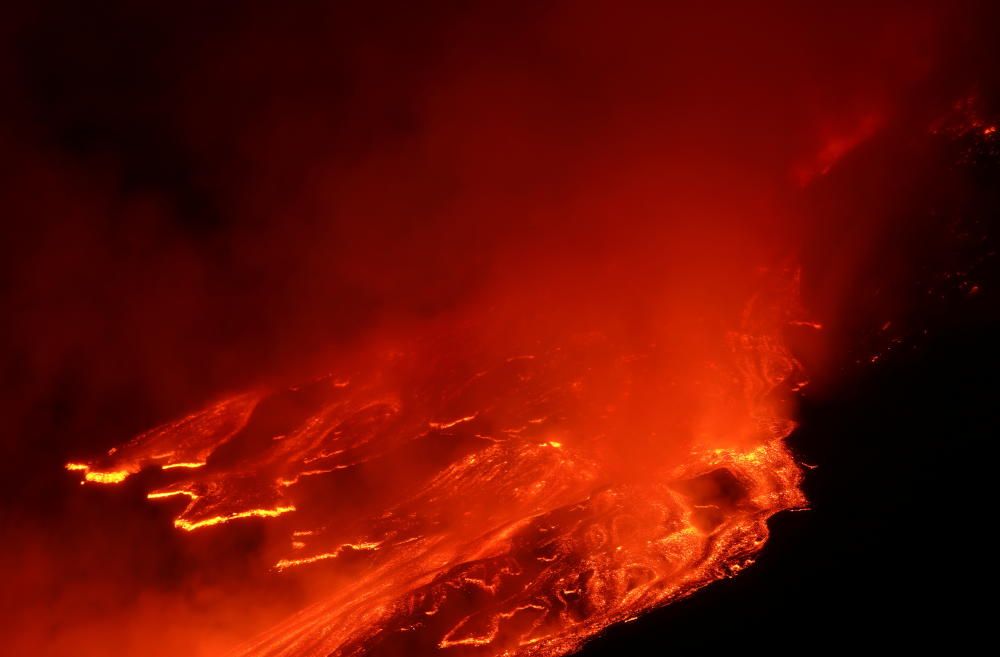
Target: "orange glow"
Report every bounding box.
[27,4,987,655]
[65,274,808,656]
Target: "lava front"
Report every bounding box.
[67,288,806,657]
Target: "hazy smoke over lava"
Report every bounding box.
[2,2,997,656]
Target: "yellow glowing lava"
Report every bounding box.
[274,542,382,571]
[173,506,296,532]
[85,470,131,484]
[161,462,206,470]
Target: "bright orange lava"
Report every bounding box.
[67,285,807,657]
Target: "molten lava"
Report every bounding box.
[67,281,807,657]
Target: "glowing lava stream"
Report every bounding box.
[66,285,808,656]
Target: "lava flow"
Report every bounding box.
[66,277,807,657]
